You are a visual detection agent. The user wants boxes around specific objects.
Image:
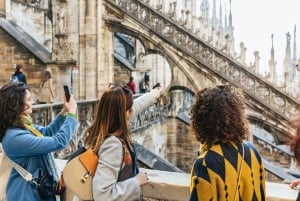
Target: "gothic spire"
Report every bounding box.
[212,0,217,26]
[224,4,228,29]
[268,34,277,83]
[283,32,294,87]
[228,0,234,53]
[292,25,297,64]
[271,34,275,60]
[229,0,233,30]
[283,32,291,72]
[219,0,223,30]
[200,0,210,21]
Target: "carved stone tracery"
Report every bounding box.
[53,36,73,61]
[106,0,300,121]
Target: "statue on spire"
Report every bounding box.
[268,34,277,84]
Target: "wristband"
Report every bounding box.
[60,109,68,118]
[67,112,77,119]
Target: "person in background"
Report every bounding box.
[143,72,150,93]
[0,82,78,201]
[189,85,266,201]
[144,72,149,83]
[144,80,150,93]
[12,64,27,84]
[84,83,162,201]
[39,70,55,103]
[127,76,136,94]
[139,79,145,93]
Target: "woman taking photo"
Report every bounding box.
[0,82,78,201]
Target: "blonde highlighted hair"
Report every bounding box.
[84,84,133,152]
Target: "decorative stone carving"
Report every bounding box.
[109,0,299,119]
[253,50,260,74]
[238,42,247,65]
[53,37,73,61]
[167,1,176,19]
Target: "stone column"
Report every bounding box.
[78,0,86,100]
[66,0,80,100]
[97,0,114,96]
[0,0,6,17]
[85,0,97,99]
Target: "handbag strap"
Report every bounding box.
[7,157,34,183]
[233,143,245,201]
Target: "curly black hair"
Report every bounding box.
[190,85,249,148]
[0,82,29,142]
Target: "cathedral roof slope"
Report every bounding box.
[0,18,51,63]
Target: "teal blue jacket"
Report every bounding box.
[2,114,78,201]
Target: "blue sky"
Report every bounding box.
[231,0,300,76]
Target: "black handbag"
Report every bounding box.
[33,172,55,200]
[8,157,55,200]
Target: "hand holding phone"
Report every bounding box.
[63,85,71,102]
[152,83,161,89]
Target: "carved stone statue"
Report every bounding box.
[57,7,66,34]
[238,42,247,65]
[253,51,260,74]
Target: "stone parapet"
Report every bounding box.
[140,168,298,201]
[53,159,298,201]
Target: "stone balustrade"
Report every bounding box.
[54,159,299,201]
[140,168,299,201]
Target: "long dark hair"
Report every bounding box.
[0,82,29,142]
[84,84,133,152]
[41,70,52,83]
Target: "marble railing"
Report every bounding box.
[31,99,98,158]
[54,158,299,201]
[139,168,299,201]
[12,0,49,10]
[105,0,300,125]
[31,99,167,159]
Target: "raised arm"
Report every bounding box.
[132,87,162,119]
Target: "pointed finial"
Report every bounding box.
[271,34,274,46]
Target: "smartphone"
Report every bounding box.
[152,83,161,89]
[63,85,71,102]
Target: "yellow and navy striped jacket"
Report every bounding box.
[189,141,265,201]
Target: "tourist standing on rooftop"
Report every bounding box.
[189,85,266,201]
[12,64,27,84]
[0,82,78,201]
[127,76,136,94]
[84,83,162,201]
[39,70,55,103]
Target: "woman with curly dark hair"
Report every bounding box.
[189,85,266,201]
[0,82,78,201]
